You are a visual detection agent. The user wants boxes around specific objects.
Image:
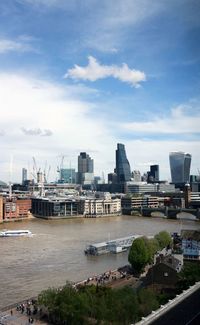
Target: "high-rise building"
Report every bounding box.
[78,152,94,185]
[132,170,141,182]
[108,172,118,184]
[169,152,191,184]
[115,143,131,183]
[22,168,27,185]
[60,168,76,183]
[147,165,159,182]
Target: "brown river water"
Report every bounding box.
[0,215,199,308]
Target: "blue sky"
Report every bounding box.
[0,0,199,182]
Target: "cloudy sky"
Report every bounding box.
[0,0,199,183]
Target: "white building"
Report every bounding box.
[79,198,121,217]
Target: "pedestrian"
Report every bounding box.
[10,309,13,316]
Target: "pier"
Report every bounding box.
[85,234,143,255]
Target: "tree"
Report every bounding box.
[143,237,160,264]
[154,231,172,250]
[138,288,159,317]
[128,237,150,274]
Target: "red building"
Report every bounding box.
[0,196,3,223]
[3,196,32,221]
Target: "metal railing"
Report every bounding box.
[134,281,200,325]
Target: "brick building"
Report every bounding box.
[0,196,3,223]
[2,196,32,221]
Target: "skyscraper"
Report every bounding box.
[22,168,27,185]
[78,152,94,185]
[147,165,159,182]
[115,143,131,183]
[169,152,191,184]
[60,168,76,183]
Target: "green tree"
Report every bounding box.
[154,231,172,250]
[138,288,159,317]
[178,261,200,290]
[143,237,159,264]
[128,237,150,274]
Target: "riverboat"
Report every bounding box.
[0,230,32,237]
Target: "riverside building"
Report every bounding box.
[121,196,159,210]
[79,197,121,217]
[0,195,32,222]
[32,197,79,218]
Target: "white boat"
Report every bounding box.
[0,229,32,237]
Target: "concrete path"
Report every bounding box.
[0,308,48,325]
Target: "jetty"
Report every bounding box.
[84,234,143,255]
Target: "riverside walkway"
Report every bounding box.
[0,309,47,325]
[0,267,132,325]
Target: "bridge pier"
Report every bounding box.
[196,208,200,219]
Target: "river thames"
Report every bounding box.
[0,215,199,308]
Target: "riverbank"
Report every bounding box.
[0,266,137,325]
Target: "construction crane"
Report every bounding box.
[32,157,45,197]
[57,155,66,183]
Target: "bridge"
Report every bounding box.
[122,206,200,220]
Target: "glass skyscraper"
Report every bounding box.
[78,152,94,185]
[60,168,76,183]
[115,143,131,183]
[169,152,191,184]
[147,165,159,182]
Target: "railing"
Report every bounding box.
[0,297,37,313]
[134,281,200,325]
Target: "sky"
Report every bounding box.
[0,0,200,183]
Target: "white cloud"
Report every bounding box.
[21,127,53,136]
[65,56,146,88]
[122,105,200,134]
[0,72,199,183]
[0,73,115,182]
[0,37,35,54]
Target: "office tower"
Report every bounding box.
[169,152,191,184]
[60,168,76,183]
[147,165,159,182]
[115,143,131,183]
[22,168,27,185]
[78,152,94,185]
[132,170,141,182]
[108,172,118,184]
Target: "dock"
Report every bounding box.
[84,234,143,255]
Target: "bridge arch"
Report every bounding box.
[177,212,197,221]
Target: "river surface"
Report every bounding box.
[0,215,199,308]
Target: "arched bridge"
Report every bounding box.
[123,206,200,220]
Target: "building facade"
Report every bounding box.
[125,182,157,194]
[77,152,94,185]
[121,196,159,210]
[22,168,28,185]
[32,198,79,218]
[0,196,3,223]
[147,165,159,182]
[169,152,191,184]
[79,198,121,217]
[60,168,76,184]
[115,143,131,183]
[2,197,31,221]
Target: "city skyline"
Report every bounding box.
[0,1,199,182]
